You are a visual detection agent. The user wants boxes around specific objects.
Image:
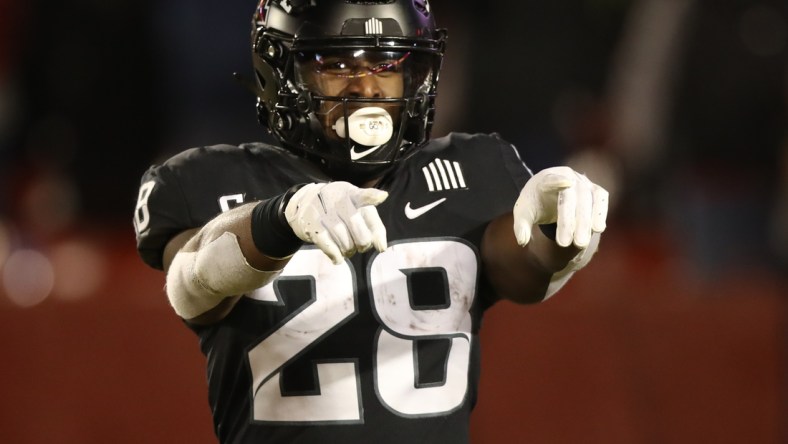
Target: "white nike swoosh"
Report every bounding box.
[404,198,447,219]
[350,145,382,160]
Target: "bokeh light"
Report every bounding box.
[2,248,55,308]
[50,239,107,302]
[20,172,79,238]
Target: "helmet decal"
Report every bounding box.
[281,0,317,14]
[413,0,430,17]
[365,18,384,35]
[254,0,271,26]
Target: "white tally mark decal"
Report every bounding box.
[365,18,383,35]
[421,159,467,192]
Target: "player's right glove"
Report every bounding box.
[285,182,389,264]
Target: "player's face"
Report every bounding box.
[296,50,409,143]
[296,50,406,99]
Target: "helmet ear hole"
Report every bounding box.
[274,112,287,131]
[263,41,281,61]
[255,34,272,58]
[274,111,306,142]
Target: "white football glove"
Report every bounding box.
[285,182,388,264]
[513,166,609,248]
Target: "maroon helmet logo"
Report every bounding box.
[413,0,430,17]
[254,0,272,25]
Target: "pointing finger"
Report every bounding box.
[324,216,355,257]
[360,206,387,252]
[592,185,609,233]
[514,217,533,246]
[351,188,389,207]
[573,183,593,248]
[346,211,374,252]
[537,173,573,194]
[312,230,344,265]
[556,185,577,247]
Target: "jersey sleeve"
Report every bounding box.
[132,143,319,271]
[445,131,532,208]
[133,162,194,270]
[491,133,532,191]
[446,132,535,308]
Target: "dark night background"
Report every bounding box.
[0,1,786,443]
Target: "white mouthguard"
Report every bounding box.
[332,107,394,146]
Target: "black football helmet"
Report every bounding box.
[251,0,446,183]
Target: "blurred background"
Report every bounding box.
[0,0,785,442]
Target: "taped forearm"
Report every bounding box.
[544,231,601,299]
[166,232,281,319]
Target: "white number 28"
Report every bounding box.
[247,239,478,423]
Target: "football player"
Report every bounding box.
[134,1,608,442]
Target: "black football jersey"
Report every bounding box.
[134,133,531,443]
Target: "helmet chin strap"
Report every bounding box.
[332,107,394,146]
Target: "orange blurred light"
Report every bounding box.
[50,239,107,302]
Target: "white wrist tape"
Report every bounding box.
[544,231,601,300]
[166,232,282,319]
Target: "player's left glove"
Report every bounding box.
[513,166,609,298]
[513,166,608,248]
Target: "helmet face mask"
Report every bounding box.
[252,0,446,183]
